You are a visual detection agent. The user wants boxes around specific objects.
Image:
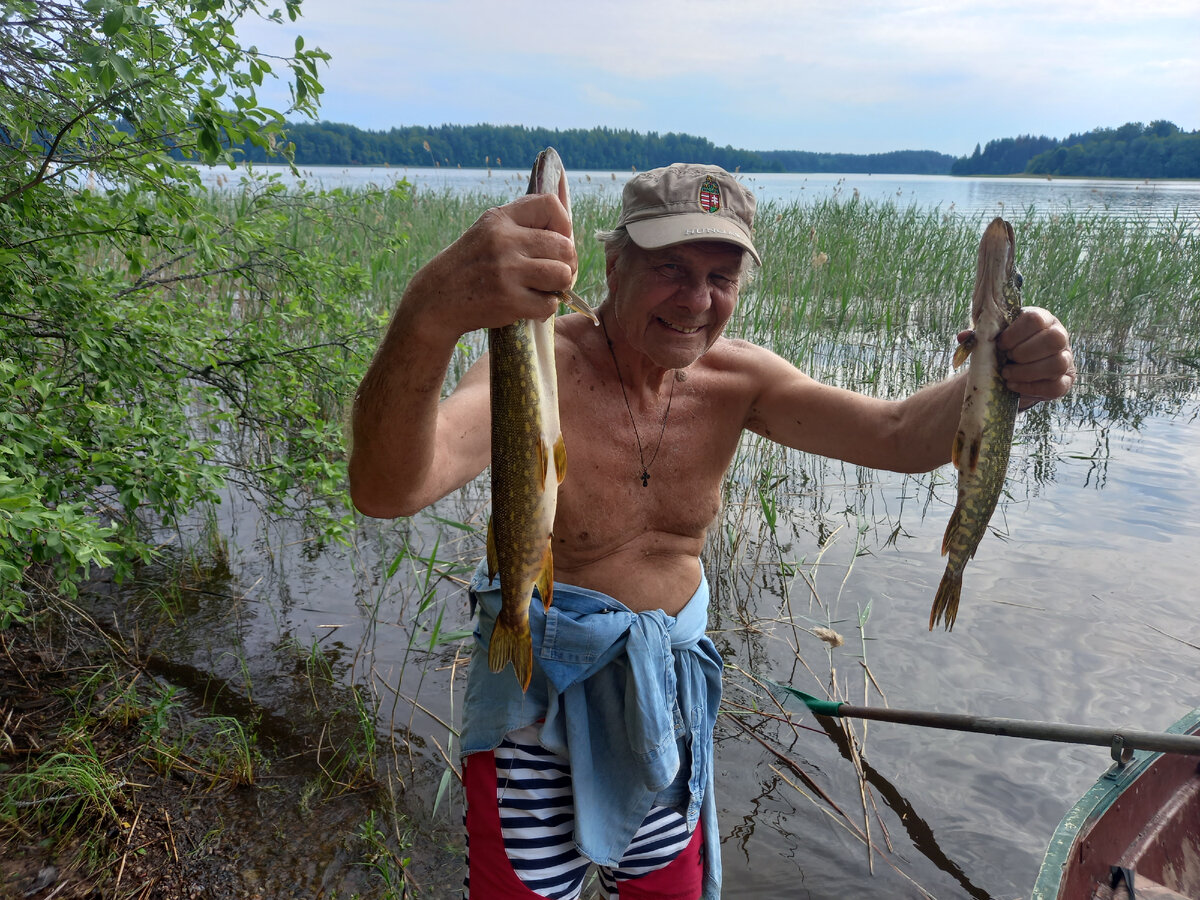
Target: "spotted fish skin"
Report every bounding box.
[930,217,1023,631]
[486,148,595,690]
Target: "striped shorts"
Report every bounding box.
[463,724,703,900]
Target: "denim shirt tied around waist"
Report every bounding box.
[461,559,724,899]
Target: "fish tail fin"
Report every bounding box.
[929,572,962,631]
[535,545,554,611]
[489,616,533,692]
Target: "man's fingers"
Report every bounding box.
[505,192,575,238]
[999,308,1068,359]
[1005,351,1077,402]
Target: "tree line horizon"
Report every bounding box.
[229,119,1200,180]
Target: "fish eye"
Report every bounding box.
[1014,272,1024,289]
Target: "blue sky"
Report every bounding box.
[238,0,1200,157]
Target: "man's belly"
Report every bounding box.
[552,536,704,616]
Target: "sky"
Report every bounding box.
[236,0,1200,158]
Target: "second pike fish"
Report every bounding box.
[486,147,597,690]
[930,216,1023,631]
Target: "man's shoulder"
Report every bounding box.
[700,336,779,372]
[554,311,600,346]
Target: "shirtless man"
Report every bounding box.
[350,164,1076,900]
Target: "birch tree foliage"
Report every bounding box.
[0,1,379,622]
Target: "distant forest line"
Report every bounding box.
[951,121,1199,179]
[228,120,1200,179]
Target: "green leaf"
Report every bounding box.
[110,54,136,86]
[101,5,126,35]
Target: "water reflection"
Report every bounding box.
[80,311,1200,898]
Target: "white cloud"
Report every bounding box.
[234,0,1200,153]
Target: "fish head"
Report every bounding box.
[527,146,571,222]
[972,217,1023,326]
[527,147,597,323]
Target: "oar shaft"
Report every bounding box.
[833,704,1200,756]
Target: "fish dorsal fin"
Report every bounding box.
[554,435,567,484]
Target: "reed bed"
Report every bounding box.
[190,181,1200,530]
[202,182,1200,374]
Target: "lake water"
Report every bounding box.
[127,166,1200,897]
[196,163,1200,226]
[134,377,1199,899]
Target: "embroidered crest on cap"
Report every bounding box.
[698,175,721,213]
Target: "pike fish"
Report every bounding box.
[486,147,597,690]
[930,216,1023,631]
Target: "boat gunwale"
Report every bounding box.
[1031,706,1200,900]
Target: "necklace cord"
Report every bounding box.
[599,316,675,487]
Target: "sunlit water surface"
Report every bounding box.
[194,164,1200,227]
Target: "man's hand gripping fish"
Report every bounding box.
[930,217,1023,631]
[486,148,597,689]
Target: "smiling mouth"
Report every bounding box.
[658,317,702,335]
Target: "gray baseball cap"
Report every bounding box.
[617,163,761,265]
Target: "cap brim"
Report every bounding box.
[626,214,762,266]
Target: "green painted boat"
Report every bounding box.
[1031,707,1200,899]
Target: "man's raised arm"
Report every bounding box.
[349,194,579,518]
[744,307,1075,474]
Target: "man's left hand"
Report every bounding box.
[997,307,1076,409]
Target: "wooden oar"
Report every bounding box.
[766,680,1200,759]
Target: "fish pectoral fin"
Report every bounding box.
[953,430,982,473]
[485,515,499,582]
[951,430,982,473]
[536,438,548,491]
[535,545,554,611]
[558,288,599,325]
[952,331,977,369]
[554,434,567,484]
[967,436,981,472]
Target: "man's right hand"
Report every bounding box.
[406,193,580,344]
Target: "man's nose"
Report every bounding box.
[676,276,713,311]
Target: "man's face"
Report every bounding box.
[607,240,745,370]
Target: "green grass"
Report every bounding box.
[1,744,123,844]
